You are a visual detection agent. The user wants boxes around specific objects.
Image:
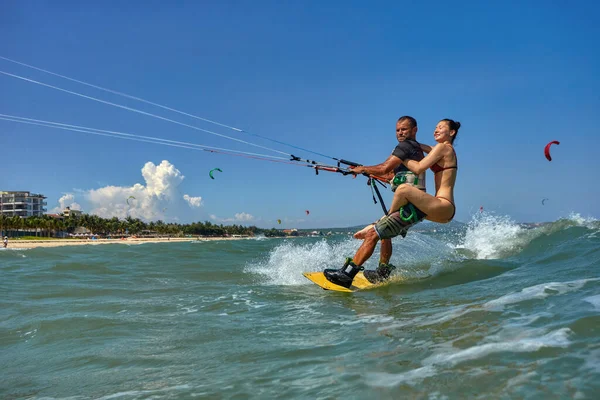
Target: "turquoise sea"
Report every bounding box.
[1,213,599,399]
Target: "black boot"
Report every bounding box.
[363,262,396,284]
[324,258,364,288]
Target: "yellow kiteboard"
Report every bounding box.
[303,271,381,292]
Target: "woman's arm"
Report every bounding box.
[420,143,433,154]
[403,143,448,175]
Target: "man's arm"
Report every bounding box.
[351,155,402,177]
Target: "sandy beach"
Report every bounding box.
[3,236,251,249]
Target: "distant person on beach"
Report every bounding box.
[340,116,427,283]
[3,236,8,248]
[324,119,460,288]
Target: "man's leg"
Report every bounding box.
[363,202,428,284]
[380,239,392,264]
[362,236,397,284]
[323,228,380,288]
[352,227,380,266]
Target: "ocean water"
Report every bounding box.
[1,213,599,399]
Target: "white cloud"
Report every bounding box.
[51,160,192,220]
[51,193,82,213]
[234,212,254,222]
[141,160,184,197]
[183,194,203,208]
[85,160,184,219]
[210,212,256,223]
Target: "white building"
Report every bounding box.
[63,206,83,217]
[0,191,47,217]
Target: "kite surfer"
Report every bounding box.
[344,116,427,283]
[324,119,461,288]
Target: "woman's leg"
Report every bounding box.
[389,184,454,223]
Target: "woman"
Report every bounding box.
[324,119,460,287]
[388,118,459,223]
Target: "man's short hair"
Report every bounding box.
[398,116,417,128]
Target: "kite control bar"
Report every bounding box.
[338,159,361,168]
[336,159,389,215]
[290,154,390,215]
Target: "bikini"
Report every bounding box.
[430,147,458,222]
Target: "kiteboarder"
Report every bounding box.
[325,119,460,288]
[343,116,427,283]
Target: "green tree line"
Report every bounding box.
[0,214,288,238]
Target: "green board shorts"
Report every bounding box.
[374,203,427,240]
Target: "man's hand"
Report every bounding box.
[381,171,395,181]
[350,166,367,175]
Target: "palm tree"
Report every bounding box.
[11,215,23,237]
[0,214,7,237]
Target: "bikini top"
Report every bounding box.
[430,145,458,174]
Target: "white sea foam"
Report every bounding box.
[329,314,395,326]
[377,304,474,332]
[504,371,538,390]
[245,239,360,285]
[581,349,600,375]
[583,294,600,310]
[460,212,525,259]
[484,278,599,311]
[367,366,437,387]
[96,385,192,400]
[378,279,598,332]
[369,328,573,388]
[246,233,458,286]
[566,212,598,227]
[423,328,572,367]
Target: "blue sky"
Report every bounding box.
[1,1,598,228]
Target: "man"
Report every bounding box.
[325,116,426,287]
[3,236,8,248]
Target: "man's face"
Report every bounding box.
[396,120,417,142]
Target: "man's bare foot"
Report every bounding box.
[354,224,374,239]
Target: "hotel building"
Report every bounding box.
[0,191,47,217]
[62,206,83,217]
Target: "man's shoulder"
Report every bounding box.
[394,139,420,150]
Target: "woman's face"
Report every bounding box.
[433,121,454,143]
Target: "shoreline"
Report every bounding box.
[3,236,251,249]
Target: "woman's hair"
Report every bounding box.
[440,119,461,143]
